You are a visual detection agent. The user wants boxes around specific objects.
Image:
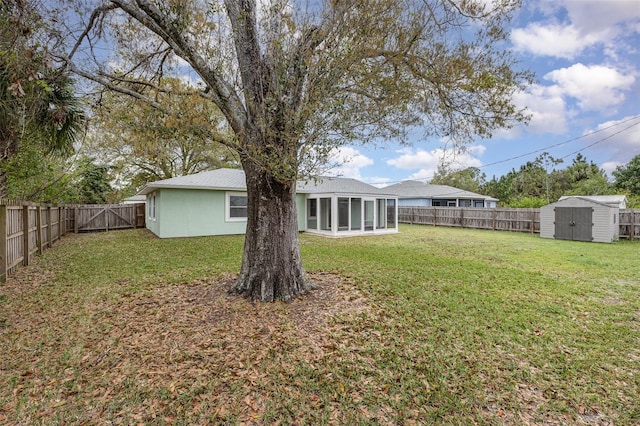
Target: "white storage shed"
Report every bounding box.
[540,197,619,243]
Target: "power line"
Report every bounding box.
[560,120,640,160]
[362,114,640,186]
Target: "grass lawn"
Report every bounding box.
[0,225,638,425]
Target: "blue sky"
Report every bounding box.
[325,0,640,186]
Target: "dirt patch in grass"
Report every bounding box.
[0,270,376,424]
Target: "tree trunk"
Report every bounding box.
[230,162,312,302]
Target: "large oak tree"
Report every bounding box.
[63,0,532,301]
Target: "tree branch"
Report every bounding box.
[68,62,168,112]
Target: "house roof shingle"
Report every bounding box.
[383,180,498,201]
[138,169,396,197]
[558,195,627,208]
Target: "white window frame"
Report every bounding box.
[226,192,248,222]
[148,192,157,221]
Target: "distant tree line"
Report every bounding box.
[431,153,640,208]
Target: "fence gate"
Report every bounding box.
[554,207,593,241]
[75,204,142,232]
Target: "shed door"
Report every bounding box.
[554,207,593,241]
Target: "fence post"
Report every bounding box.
[460,208,464,228]
[23,206,30,266]
[0,205,6,283]
[492,209,497,231]
[57,207,62,241]
[36,206,43,254]
[61,207,67,236]
[106,205,110,232]
[631,210,636,241]
[46,206,52,248]
[74,206,79,233]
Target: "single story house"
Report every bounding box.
[384,180,498,208]
[540,196,619,243]
[558,195,627,209]
[137,168,398,238]
[121,194,146,205]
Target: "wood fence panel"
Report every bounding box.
[73,203,145,232]
[619,209,640,240]
[0,201,145,282]
[6,206,24,275]
[27,206,38,264]
[136,203,146,228]
[398,207,638,238]
[51,207,60,244]
[40,207,50,249]
[397,207,542,234]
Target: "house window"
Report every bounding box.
[459,199,471,207]
[474,200,484,208]
[433,199,455,207]
[148,193,156,221]
[226,192,248,221]
[307,198,317,229]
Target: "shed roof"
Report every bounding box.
[558,195,627,208]
[138,168,395,197]
[383,180,498,201]
[543,196,616,209]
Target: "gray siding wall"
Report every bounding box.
[540,204,555,239]
[540,198,618,243]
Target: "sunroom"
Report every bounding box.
[297,177,398,237]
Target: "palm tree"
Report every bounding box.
[0,0,84,198]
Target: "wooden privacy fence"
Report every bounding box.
[68,204,146,233]
[398,206,640,240]
[619,209,640,240]
[0,202,145,282]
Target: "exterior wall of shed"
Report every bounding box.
[540,198,618,243]
[539,205,554,239]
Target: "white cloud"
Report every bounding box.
[511,1,640,60]
[511,23,602,59]
[584,115,640,163]
[508,84,568,135]
[544,63,635,112]
[324,146,374,179]
[601,161,622,177]
[562,0,640,33]
[386,146,484,181]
